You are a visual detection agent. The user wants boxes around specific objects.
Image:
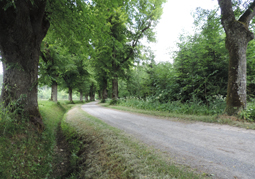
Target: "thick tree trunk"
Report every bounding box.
[0,0,49,130]
[68,87,74,103]
[225,31,251,115]
[80,91,83,102]
[52,81,58,102]
[223,22,254,115]
[112,76,118,101]
[218,0,255,115]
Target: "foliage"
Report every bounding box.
[91,0,166,100]
[246,40,255,99]
[239,99,255,122]
[0,73,2,92]
[173,8,228,102]
[117,6,255,120]
[114,96,226,116]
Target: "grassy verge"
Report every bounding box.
[100,103,255,130]
[61,105,203,179]
[0,100,72,178]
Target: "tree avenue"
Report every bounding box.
[218,0,255,115]
[0,0,165,129]
[0,0,92,129]
[4,0,255,132]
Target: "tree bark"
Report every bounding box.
[218,0,255,115]
[51,87,53,101]
[0,0,50,130]
[89,84,95,101]
[68,87,74,103]
[112,76,118,101]
[80,91,83,102]
[98,90,102,100]
[103,89,108,100]
[102,76,108,102]
[85,94,88,101]
[52,81,58,102]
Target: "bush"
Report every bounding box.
[115,96,226,116]
[239,99,255,122]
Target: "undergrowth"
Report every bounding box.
[0,100,70,178]
[238,99,255,122]
[61,106,202,179]
[103,98,255,129]
[112,97,226,116]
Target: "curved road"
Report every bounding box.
[81,102,255,179]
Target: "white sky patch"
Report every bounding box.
[146,0,218,63]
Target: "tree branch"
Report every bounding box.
[238,0,255,26]
[218,0,235,27]
[121,21,151,64]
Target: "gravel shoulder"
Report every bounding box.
[81,101,255,179]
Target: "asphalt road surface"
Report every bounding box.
[81,101,255,179]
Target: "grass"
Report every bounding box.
[61,105,203,179]
[115,98,226,116]
[3,98,243,178]
[101,99,255,130]
[0,100,72,178]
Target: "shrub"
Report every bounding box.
[239,100,255,122]
[115,96,226,116]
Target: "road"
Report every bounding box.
[81,101,255,179]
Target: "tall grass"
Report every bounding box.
[104,97,255,129]
[113,97,226,116]
[0,100,69,178]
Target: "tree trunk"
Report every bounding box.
[218,0,255,115]
[225,29,251,115]
[89,84,95,101]
[89,94,94,101]
[102,88,108,102]
[112,76,118,100]
[101,76,108,103]
[85,94,88,101]
[68,87,73,103]
[98,90,102,100]
[80,91,83,102]
[51,87,53,101]
[89,93,94,101]
[0,0,49,130]
[52,81,58,102]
